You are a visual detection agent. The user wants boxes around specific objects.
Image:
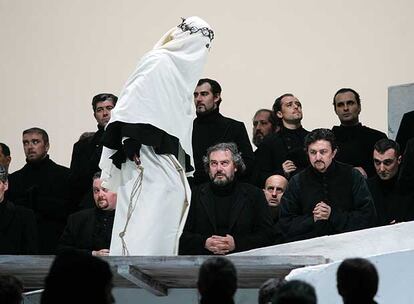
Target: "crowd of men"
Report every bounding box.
[1,79,414,256]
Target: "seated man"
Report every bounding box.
[337,258,379,304]
[279,128,376,242]
[179,142,274,255]
[59,172,117,256]
[263,174,288,223]
[0,165,38,254]
[7,127,70,254]
[70,93,118,209]
[197,257,237,304]
[368,138,414,226]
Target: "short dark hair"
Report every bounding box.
[0,275,23,304]
[305,128,337,152]
[333,88,361,109]
[272,280,317,304]
[0,143,10,157]
[203,142,246,174]
[0,165,7,182]
[253,109,279,131]
[92,171,102,181]
[92,93,118,112]
[197,257,237,304]
[197,78,222,106]
[374,138,400,157]
[273,93,294,113]
[23,127,49,145]
[258,278,286,304]
[337,258,378,303]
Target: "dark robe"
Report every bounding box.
[58,208,115,255]
[179,181,275,255]
[192,108,254,186]
[398,138,414,195]
[0,199,38,254]
[396,110,414,153]
[332,123,387,178]
[7,155,71,254]
[253,126,309,187]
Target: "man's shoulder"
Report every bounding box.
[360,125,387,138]
[48,159,70,173]
[218,113,246,127]
[69,208,95,221]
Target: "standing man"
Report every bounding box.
[368,139,414,226]
[252,109,278,148]
[59,172,117,256]
[7,128,70,254]
[279,128,376,242]
[0,143,11,172]
[254,93,309,187]
[70,93,117,209]
[192,78,254,186]
[99,17,214,255]
[179,143,274,255]
[332,88,387,178]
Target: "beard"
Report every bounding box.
[210,172,235,186]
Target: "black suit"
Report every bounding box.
[179,182,275,255]
[0,200,38,254]
[399,138,414,194]
[396,110,414,153]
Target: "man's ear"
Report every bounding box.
[45,143,50,153]
[276,111,283,119]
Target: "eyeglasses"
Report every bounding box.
[177,18,214,42]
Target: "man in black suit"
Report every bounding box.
[179,142,274,255]
[58,172,117,256]
[69,93,117,209]
[396,110,414,153]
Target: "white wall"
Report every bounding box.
[2,0,414,172]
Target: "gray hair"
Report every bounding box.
[0,165,7,183]
[202,142,246,174]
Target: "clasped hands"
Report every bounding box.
[205,234,235,255]
[313,201,331,222]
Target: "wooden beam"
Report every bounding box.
[117,264,168,296]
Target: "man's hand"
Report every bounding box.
[313,201,331,222]
[92,249,110,256]
[123,138,141,165]
[282,160,297,177]
[205,235,235,255]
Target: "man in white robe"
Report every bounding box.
[99,16,214,255]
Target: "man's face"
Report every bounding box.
[193,82,219,114]
[93,178,117,211]
[373,148,401,180]
[94,100,115,127]
[23,132,49,162]
[334,91,361,126]
[208,150,237,186]
[0,180,8,202]
[308,140,337,173]
[253,111,274,147]
[263,175,288,207]
[0,146,11,170]
[276,95,303,125]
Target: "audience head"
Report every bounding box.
[305,128,338,173]
[92,172,117,211]
[263,175,288,207]
[337,258,378,304]
[0,165,8,203]
[253,109,278,147]
[273,93,303,129]
[333,88,361,126]
[22,127,49,163]
[41,250,114,304]
[92,93,118,128]
[194,78,222,114]
[197,257,237,304]
[0,275,24,304]
[0,143,11,171]
[373,138,401,180]
[272,280,317,304]
[258,278,286,304]
[203,142,246,186]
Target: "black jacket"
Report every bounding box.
[58,208,115,255]
[279,161,376,242]
[396,110,414,153]
[192,108,254,186]
[7,156,71,254]
[332,124,387,178]
[399,138,414,194]
[0,199,38,254]
[179,182,275,255]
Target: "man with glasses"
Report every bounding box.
[367,138,414,226]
